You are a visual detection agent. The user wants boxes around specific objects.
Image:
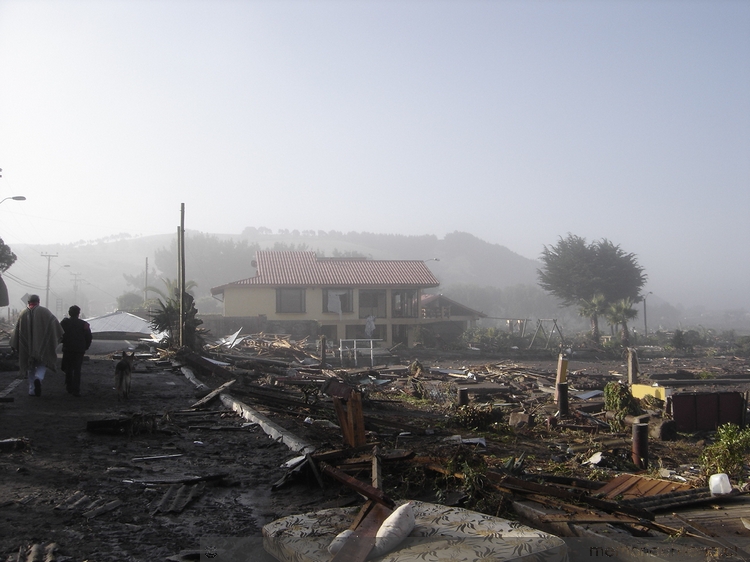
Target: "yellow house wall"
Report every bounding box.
[222,286,430,347]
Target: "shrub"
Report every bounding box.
[700,423,750,480]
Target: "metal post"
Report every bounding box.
[557,383,569,416]
[178,203,186,348]
[555,353,568,403]
[632,423,649,469]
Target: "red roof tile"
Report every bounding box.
[212,251,440,293]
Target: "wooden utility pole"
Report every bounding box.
[41,252,58,307]
[178,204,186,348]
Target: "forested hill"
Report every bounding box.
[6,230,544,318]
[234,230,541,289]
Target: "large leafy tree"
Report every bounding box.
[538,234,646,343]
[0,237,17,272]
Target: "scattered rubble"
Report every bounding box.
[2,334,750,560]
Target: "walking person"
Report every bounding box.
[10,294,64,397]
[60,305,93,396]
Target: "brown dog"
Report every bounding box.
[115,351,134,400]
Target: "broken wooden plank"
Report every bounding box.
[333,397,355,447]
[151,482,206,515]
[189,379,236,409]
[348,393,367,447]
[320,463,396,510]
[84,499,123,518]
[311,443,384,463]
[305,453,325,490]
[131,454,183,462]
[330,502,391,562]
[490,473,655,521]
[123,473,227,485]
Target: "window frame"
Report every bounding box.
[358,289,387,318]
[276,287,306,313]
[323,288,354,314]
[392,289,418,318]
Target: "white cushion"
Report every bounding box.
[327,529,354,555]
[369,501,415,559]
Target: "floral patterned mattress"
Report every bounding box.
[262,500,568,562]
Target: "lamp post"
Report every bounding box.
[0,195,26,205]
[643,292,653,337]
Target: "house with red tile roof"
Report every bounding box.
[211,250,451,347]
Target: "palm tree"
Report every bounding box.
[605,298,639,347]
[145,277,198,301]
[578,293,607,344]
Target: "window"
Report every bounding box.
[276,288,305,313]
[358,290,386,318]
[392,290,418,318]
[323,289,353,313]
[320,325,337,342]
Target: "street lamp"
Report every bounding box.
[0,195,26,204]
[643,292,653,337]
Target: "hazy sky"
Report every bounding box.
[0,0,748,310]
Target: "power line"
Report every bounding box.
[2,271,46,290]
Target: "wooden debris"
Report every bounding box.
[151,482,206,515]
[123,473,227,485]
[320,462,396,510]
[84,499,123,518]
[189,379,236,409]
[0,438,30,453]
[86,414,157,436]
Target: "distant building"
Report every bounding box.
[210,251,481,347]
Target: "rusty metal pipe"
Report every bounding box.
[632,423,649,469]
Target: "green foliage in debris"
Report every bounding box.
[604,382,641,415]
[604,382,642,432]
[735,336,750,357]
[149,291,208,351]
[700,423,750,480]
[452,404,495,431]
[458,327,523,352]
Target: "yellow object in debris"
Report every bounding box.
[631,383,670,401]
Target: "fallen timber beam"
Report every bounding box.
[320,463,396,510]
[219,394,316,455]
[190,379,236,409]
[231,385,435,436]
[489,473,655,521]
[205,351,294,369]
[329,502,391,562]
[178,350,240,379]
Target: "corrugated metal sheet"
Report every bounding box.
[213,251,441,291]
[86,311,153,335]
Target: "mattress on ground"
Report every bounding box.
[263,500,568,562]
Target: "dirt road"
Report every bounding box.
[0,355,337,562]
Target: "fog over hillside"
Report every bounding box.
[2,229,748,334]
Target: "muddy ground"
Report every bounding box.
[0,350,748,561]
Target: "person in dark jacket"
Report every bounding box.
[60,305,93,396]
